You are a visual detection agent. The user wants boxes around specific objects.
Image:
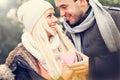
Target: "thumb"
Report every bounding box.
[75,50,88,58]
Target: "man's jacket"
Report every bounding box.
[65,6,120,80]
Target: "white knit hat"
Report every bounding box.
[17,0,54,32]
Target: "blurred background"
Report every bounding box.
[0,0,120,64]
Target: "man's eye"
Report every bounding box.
[61,6,67,9]
[62,6,66,9]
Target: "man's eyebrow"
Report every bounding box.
[57,4,67,8]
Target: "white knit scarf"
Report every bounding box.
[64,0,120,52]
[22,32,62,79]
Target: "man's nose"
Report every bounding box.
[60,9,65,17]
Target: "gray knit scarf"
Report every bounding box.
[63,0,120,52]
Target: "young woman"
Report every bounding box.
[5,0,88,80]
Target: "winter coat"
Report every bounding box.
[5,43,46,80]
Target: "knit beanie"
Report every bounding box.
[17,0,54,32]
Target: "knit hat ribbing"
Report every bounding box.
[17,0,54,32]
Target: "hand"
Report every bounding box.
[68,51,89,75]
[61,65,74,80]
[60,50,77,65]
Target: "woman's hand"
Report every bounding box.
[61,65,74,80]
[68,51,89,75]
[60,50,89,80]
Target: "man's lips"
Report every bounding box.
[65,14,71,21]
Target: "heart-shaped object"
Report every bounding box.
[60,51,77,65]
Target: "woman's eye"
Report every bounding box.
[47,14,52,17]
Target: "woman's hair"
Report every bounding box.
[31,15,75,78]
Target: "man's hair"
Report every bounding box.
[74,0,89,2]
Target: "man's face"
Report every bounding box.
[54,0,84,25]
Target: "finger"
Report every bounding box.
[74,69,88,75]
[62,65,75,80]
[68,61,87,68]
[68,61,84,67]
[75,51,88,58]
[69,65,87,71]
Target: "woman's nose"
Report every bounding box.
[53,16,58,23]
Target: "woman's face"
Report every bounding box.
[44,8,58,37]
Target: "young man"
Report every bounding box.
[54,0,120,80]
